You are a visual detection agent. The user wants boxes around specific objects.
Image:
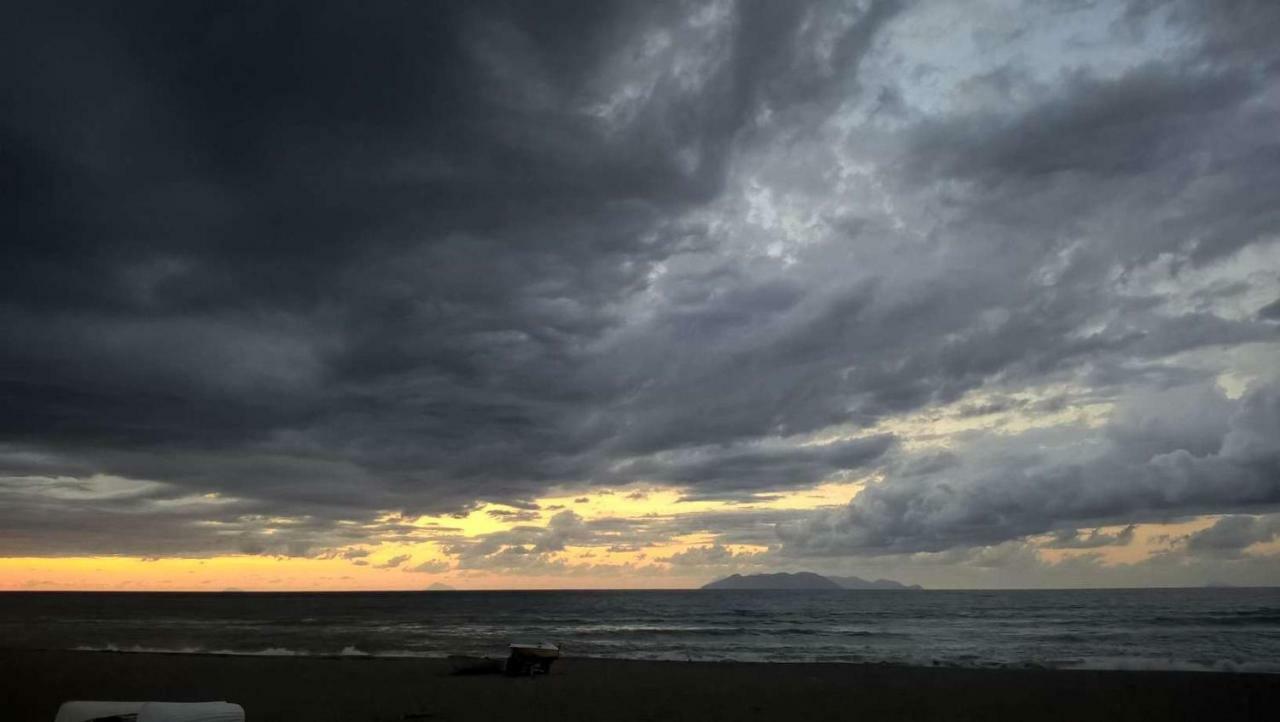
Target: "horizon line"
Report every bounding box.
[4,584,1276,593]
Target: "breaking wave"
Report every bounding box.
[71,644,441,659]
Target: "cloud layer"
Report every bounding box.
[2,0,1279,585]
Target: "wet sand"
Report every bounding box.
[4,649,1279,721]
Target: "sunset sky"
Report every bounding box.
[3,0,1279,591]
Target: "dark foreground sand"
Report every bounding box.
[4,650,1278,721]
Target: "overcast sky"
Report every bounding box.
[2,0,1279,589]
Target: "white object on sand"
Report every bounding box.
[55,701,145,722]
[137,702,244,721]
[55,700,244,722]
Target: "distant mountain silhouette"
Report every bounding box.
[702,572,921,590]
[701,572,841,590]
[426,582,455,591]
[827,575,923,590]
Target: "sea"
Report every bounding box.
[3,588,1279,673]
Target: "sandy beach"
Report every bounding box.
[3,649,1278,721]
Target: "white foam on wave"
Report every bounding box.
[1061,656,1280,674]
[71,644,442,659]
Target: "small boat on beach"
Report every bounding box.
[447,643,561,676]
[505,642,560,676]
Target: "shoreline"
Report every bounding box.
[24,645,1280,675]
[4,649,1279,721]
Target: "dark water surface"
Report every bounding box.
[3,588,1279,672]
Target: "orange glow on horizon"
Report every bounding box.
[2,483,1257,591]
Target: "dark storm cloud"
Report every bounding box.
[904,59,1280,266]
[2,0,1280,565]
[439,510,659,565]
[661,543,766,568]
[487,509,542,523]
[375,554,411,569]
[1183,515,1280,557]
[780,382,1280,555]
[0,472,433,558]
[406,559,451,574]
[0,0,913,547]
[437,505,805,568]
[906,65,1255,181]
[607,434,895,500]
[1044,525,1136,550]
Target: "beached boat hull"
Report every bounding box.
[505,643,560,676]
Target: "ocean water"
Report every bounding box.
[2,588,1279,673]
